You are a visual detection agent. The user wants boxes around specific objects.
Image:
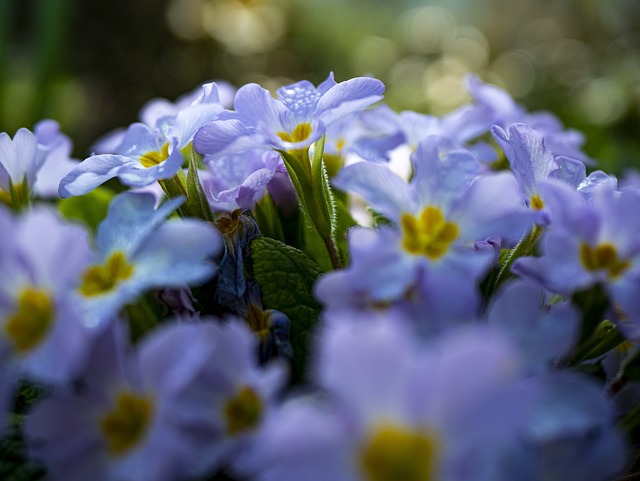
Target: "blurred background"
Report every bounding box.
[1,0,639,174]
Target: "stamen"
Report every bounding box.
[100,392,155,456]
[223,386,263,435]
[79,251,135,297]
[360,423,438,481]
[5,287,54,353]
[401,206,459,259]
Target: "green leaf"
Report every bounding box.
[58,187,114,233]
[251,237,324,381]
[254,193,286,243]
[572,284,610,344]
[186,147,214,221]
[568,320,624,365]
[333,195,358,265]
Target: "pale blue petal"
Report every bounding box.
[332,162,416,221]
[277,80,322,122]
[96,192,184,256]
[174,103,225,146]
[549,156,586,188]
[452,172,533,242]
[315,77,385,126]
[235,83,288,128]
[193,119,261,158]
[58,154,134,197]
[411,136,481,210]
[487,280,580,372]
[491,123,557,197]
[132,219,221,288]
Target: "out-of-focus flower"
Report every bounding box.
[138,319,287,478]
[319,136,533,328]
[254,320,624,481]
[0,205,94,384]
[74,192,222,329]
[32,120,79,198]
[514,180,640,340]
[0,128,46,210]
[25,322,209,481]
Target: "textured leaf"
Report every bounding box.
[251,237,323,381]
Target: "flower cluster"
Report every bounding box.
[1,73,638,480]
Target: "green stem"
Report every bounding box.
[491,224,541,294]
[125,296,159,342]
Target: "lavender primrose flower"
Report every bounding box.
[491,123,614,224]
[513,179,640,340]
[32,119,79,198]
[0,127,46,210]
[320,136,533,322]
[0,205,94,384]
[202,149,282,212]
[74,192,222,329]
[137,319,287,478]
[466,74,592,162]
[25,322,210,481]
[254,320,624,481]
[193,73,385,158]
[59,83,226,197]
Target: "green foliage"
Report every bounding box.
[251,237,323,382]
[58,186,113,233]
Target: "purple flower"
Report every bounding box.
[0,128,46,209]
[74,192,222,329]
[25,322,210,481]
[492,123,615,224]
[138,319,287,478]
[255,320,624,481]
[320,136,533,324]
[466,75,592,162]
[202,150,282,212]
[59,83,226,197]
[513,180,640,340]
[193,73,385,158]
[0,205,94,384]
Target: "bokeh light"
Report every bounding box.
[0,0,638,173]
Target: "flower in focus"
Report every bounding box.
[59,83,226,197]
[193,73,385,158]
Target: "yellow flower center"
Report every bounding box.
[360,423,439,481]
[580,242,630,279]
[5,287,54,354]
[277,122,313,144]
[139,142,170,168]
[79,251,135,297]
[100,392,155,456]
[223,386,263,436]
[530,193,545,210]
[401,206,459,259]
